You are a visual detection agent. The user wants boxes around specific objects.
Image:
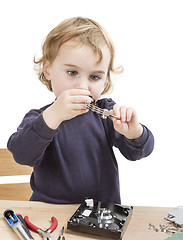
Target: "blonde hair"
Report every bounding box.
[34,17,123,94]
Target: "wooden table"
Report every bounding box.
[0,200,173,240]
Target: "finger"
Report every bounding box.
[110,104,121,125]
[126,108,133,122]
[120,106,127,122]
[68,88,91,96]
[70,95,92,104]
[112,104,121,119]
[71,103,88,110]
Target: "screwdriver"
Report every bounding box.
[57,226,65,240]
[17,213,33,236]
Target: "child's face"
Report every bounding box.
[44,40,110,101]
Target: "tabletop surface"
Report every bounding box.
[0,200,174,240]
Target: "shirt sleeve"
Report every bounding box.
[99,98,154,161]
[7,108,57,167]
[113,124,154,160]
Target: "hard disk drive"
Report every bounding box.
[67,199,133,239]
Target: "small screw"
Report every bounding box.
[148,223,159,232]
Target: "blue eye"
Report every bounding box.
[90,75,100,81]
[67,70,78,76]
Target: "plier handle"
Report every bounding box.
[24,216,58,240]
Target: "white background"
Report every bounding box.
[0,0,183,207]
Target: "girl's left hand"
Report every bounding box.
[111,104,143,139]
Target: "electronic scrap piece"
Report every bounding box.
[67,199,133,239]
[165,206,183,227]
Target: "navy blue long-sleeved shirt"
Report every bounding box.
[7,98,154,204]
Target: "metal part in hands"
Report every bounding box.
[86,103,120,120]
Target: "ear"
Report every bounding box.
[43,60,51,81]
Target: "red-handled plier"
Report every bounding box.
[24,215,58,240]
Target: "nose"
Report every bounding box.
[75,77,89,90]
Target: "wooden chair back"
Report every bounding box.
[0,149,32,201]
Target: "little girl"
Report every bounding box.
[7,17,154,204]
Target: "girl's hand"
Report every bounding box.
[43,89,91,129]
[111,104,143,139]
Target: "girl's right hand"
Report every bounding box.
[42,89,91,130]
